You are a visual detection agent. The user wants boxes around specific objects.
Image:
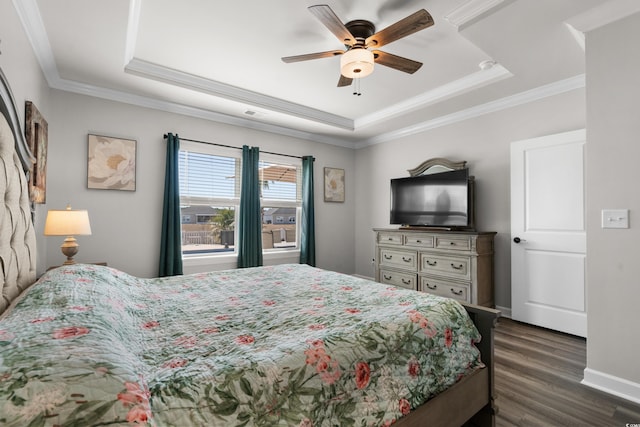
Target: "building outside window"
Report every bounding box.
[178,141,301,256]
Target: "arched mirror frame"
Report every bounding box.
[407,157,467,177]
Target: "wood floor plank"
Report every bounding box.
[493,318,640,427]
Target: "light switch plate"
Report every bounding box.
[601,209,629,229]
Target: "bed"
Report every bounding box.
[0,67,499,426]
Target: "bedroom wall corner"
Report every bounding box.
[1,0,53,277]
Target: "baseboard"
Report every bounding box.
[495,305,511,318]
[353,274,375,281]
[582,368,640,405]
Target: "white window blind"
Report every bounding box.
[259,159,301,207]
[179,150,241,206]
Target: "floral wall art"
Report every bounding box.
[324,167,345,203]
[87,134,136,191]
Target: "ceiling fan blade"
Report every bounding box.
[337,74,353,87]
[373,50,422,74]
[366,9,434,48]
[282,50,344,63]
[308,4,356,46]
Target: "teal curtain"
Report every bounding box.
[159,133,183,276]
[237,145,263,268]
[300,156,316,266]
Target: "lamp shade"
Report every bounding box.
[44,207,92,236]
[340,48,374,79]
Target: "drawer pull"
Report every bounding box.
[426,260,437,266]
[450,263,464,270]
[450,288,464,296]
[388,237,394,241]
[384,254,393,260]
[402,256,412,263]
[383,274,392,280]
[402,279,412,285]
[425,283,437,290]
[449,242,456,245]
[416,239,422,243]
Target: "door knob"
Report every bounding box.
[513,237,526,243]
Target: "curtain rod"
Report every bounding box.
[163,134,304,160]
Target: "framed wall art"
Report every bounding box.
[324,167,345,203]
[25,101,48,203]
[87,134,137,191]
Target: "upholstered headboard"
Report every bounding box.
[0,68,37,314]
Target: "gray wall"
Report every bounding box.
[45,90,356,277]
[585,12,640,388]
[353,90,586,311]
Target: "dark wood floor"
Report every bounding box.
[494,317,640,427]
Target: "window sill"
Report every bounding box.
[182,249,300,274]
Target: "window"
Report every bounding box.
[179,143,240,255]
[259,156,301,251]
[178,141,301,256]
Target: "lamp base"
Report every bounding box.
[60,236,79,265]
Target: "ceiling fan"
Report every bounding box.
[282,4,434,88]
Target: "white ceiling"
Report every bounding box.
[14,0,639,148]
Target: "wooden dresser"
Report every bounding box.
[374,228,496,307]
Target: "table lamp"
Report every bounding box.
[44,205,92,265]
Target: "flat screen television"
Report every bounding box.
[390,168,474,229]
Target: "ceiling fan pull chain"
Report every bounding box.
[353,78,362,96]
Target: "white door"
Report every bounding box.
[511,129,586,337]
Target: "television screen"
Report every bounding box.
[390,169,470,227]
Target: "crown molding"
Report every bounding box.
[355,63,512,129]
[565,0,640,54]
[564,22,586,52]
[444,0,510,30]
[125,58,354,131]
[565,0,640,34]
[53,75,355,149]
[124,0,142,65]
[11,0,60,86]
[356,74,586,149]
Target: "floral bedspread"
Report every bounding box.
[0,264,482,426]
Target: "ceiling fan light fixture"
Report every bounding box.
[340,48,374,79]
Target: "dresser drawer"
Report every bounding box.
[435,236,471,251]
[419,253,470,280]
[380,248,417,271]
[404,233,434,248]
[419,276,470,302]
[380,269,416,290]
[378,232,403,245]
[374,228,496,307]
